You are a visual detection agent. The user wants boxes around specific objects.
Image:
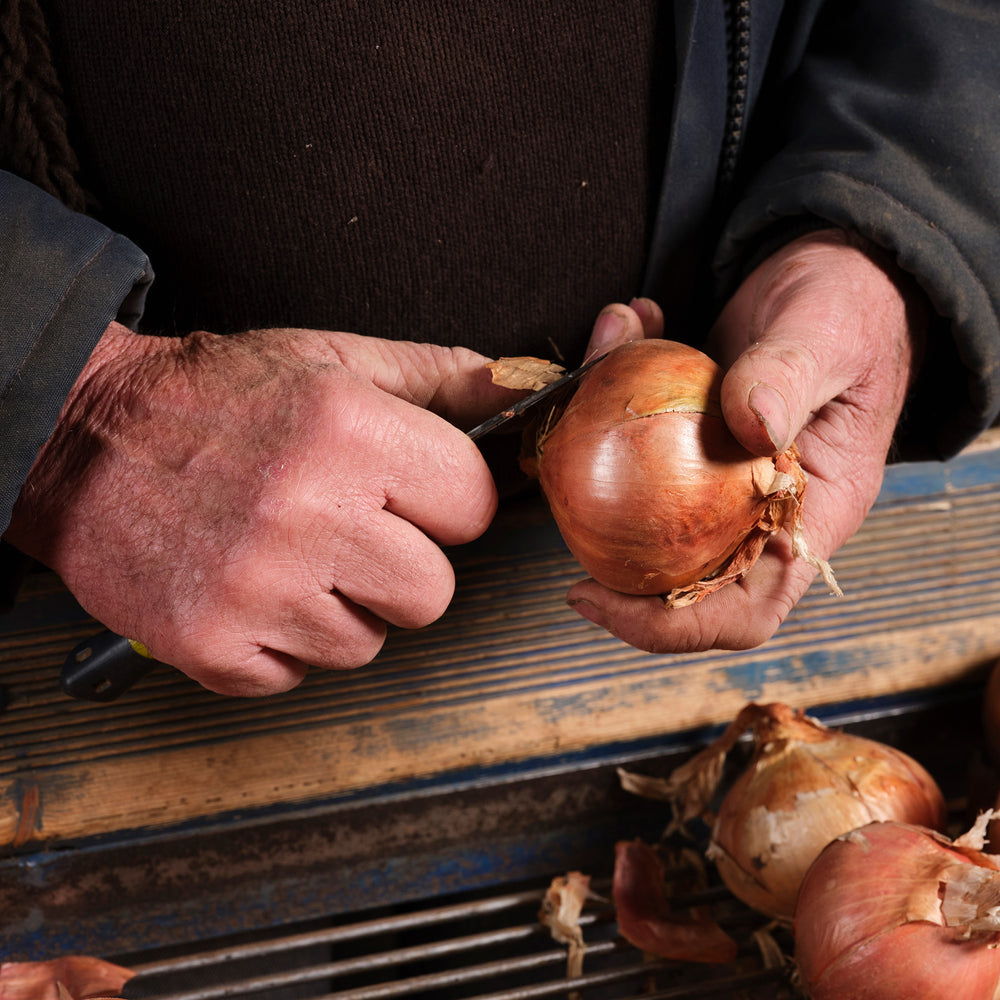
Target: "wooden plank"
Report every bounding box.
[1,616,995,849]
[2,431,1000,849]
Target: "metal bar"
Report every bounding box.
[310,939,627,1000]
[129,939,624,1000]
[126,877,775,1000]
[127,922,618,1000]
[310,951,789,1000]
[130,887,551,977]
[454,965,789,1000]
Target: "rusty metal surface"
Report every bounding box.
[0,738,677,959]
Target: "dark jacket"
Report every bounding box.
[2,0,999,539]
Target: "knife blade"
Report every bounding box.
[61,352,605,701]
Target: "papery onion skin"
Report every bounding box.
[703,704,946,922]
[794,821,1000,1000]
[612,838,738,964]
[532,339,785,597]
[0,955,135,999]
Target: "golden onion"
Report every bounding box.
[521,339,833,605]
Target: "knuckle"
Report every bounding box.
[322,632,386,670]
[181,656,307,697]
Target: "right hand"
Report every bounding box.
[566,236,923,655]
[5,323,522,695]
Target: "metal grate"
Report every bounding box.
[111,688,983,1000]
[121,878,796,1000]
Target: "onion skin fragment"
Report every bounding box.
[528,339,821,604]
[794,820,1000,1000]
[612,838,738,965]
[0,956,134,999]
[538,871,595,979]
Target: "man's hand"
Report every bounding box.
[566,230,926,652]
[6,324,521,695]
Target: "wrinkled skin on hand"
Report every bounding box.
[567,229,926,653]
[6,325,523,695]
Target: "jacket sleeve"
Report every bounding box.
[0,170,153,533]
[713,0,1000,460]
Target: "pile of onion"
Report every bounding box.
[618,702,947,921]
[794,813,1000,999]
[492,340,838,606]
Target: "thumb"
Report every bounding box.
[711,232,905,457]
[312,332,527,428]
[423,344,530,428]
[718,297,860,455]
[722,351,811,455]
[719,339,834,457]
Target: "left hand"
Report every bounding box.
[566,229,926,652]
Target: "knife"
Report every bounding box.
[465,350,605,440]
[60,352,605,701]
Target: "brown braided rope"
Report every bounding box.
[0,0,86,211]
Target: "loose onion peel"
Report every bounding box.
[538,870,602,983]
[612,837,739,964]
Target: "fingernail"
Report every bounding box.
[567,597,606,629]
[748,381,791,453]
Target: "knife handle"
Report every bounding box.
[61,631,156,702]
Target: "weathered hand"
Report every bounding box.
[566,230,926,653]
[6,324,520,694]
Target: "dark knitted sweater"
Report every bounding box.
[44,2,668,363]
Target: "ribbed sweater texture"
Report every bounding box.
[45,1,667,361]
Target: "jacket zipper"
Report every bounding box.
[719,0,752,193]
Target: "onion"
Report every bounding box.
[618,702,947,922]
[794,814,1000,999]
[518,339,837,606]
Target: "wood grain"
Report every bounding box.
[2,432,999,849]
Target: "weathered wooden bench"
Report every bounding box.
[2,430,999,960]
